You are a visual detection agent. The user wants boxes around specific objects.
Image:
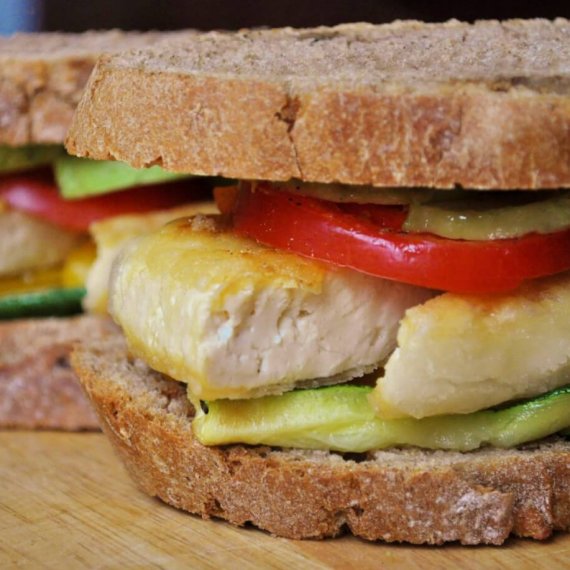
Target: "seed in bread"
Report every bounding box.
[108,215,433,400]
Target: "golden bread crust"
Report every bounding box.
[67,20,570,189]
[0,31,190,145]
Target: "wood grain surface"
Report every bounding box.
[1,432,569,569]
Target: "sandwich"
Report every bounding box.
[0,31,214,430]
[67,20,570,544]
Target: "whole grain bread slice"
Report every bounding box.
[0,315,117,430]
[67,19,570,190]
[0,30,192,146]
[71,331,570,545]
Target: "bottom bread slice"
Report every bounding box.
[0,315,117,430]
[72,332,570,545]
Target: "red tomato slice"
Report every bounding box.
[0,170,205,232]
[232,183,570,293]
[338,202,408,231]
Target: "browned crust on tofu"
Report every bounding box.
[0,315,117,430]
[71,333,570,545]
[67,19,570,189]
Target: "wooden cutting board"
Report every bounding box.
[1,432,569,569]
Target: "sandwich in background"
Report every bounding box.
[0,30,215,430]
[68,20,570,543]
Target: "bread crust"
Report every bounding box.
[0,31,189,145]
[67,20,570,189]
[0,315,116,430]
[71,333,570,545]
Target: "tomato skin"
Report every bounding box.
[0,170,205,232]
[338,202,407,230]
[213,185,239,215]
[233,183,570,293]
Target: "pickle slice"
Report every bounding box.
[193,384,570,452]
[404,191,570,240]
[0,287,85,319]
[280,181,439,205]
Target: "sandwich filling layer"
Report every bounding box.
[109,215,433,399]
[0,144,206,318]
[106,192,570,451]
[194,384,570,452]
[375,272,570,418]
[85,202,217,313]
[0,209,81,276]
[103,176,570,451]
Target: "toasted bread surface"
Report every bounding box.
[71,332,570,544]
[0,315,117,430]
[0,30,190,145]
[67,19,570,189]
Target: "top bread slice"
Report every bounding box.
[67,19,570,190]
[0,30,191,146]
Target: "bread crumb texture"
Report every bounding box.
[0,315,117,430]
[67,19,570,189]
[72,331,570,544]
[0,30,191,145]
